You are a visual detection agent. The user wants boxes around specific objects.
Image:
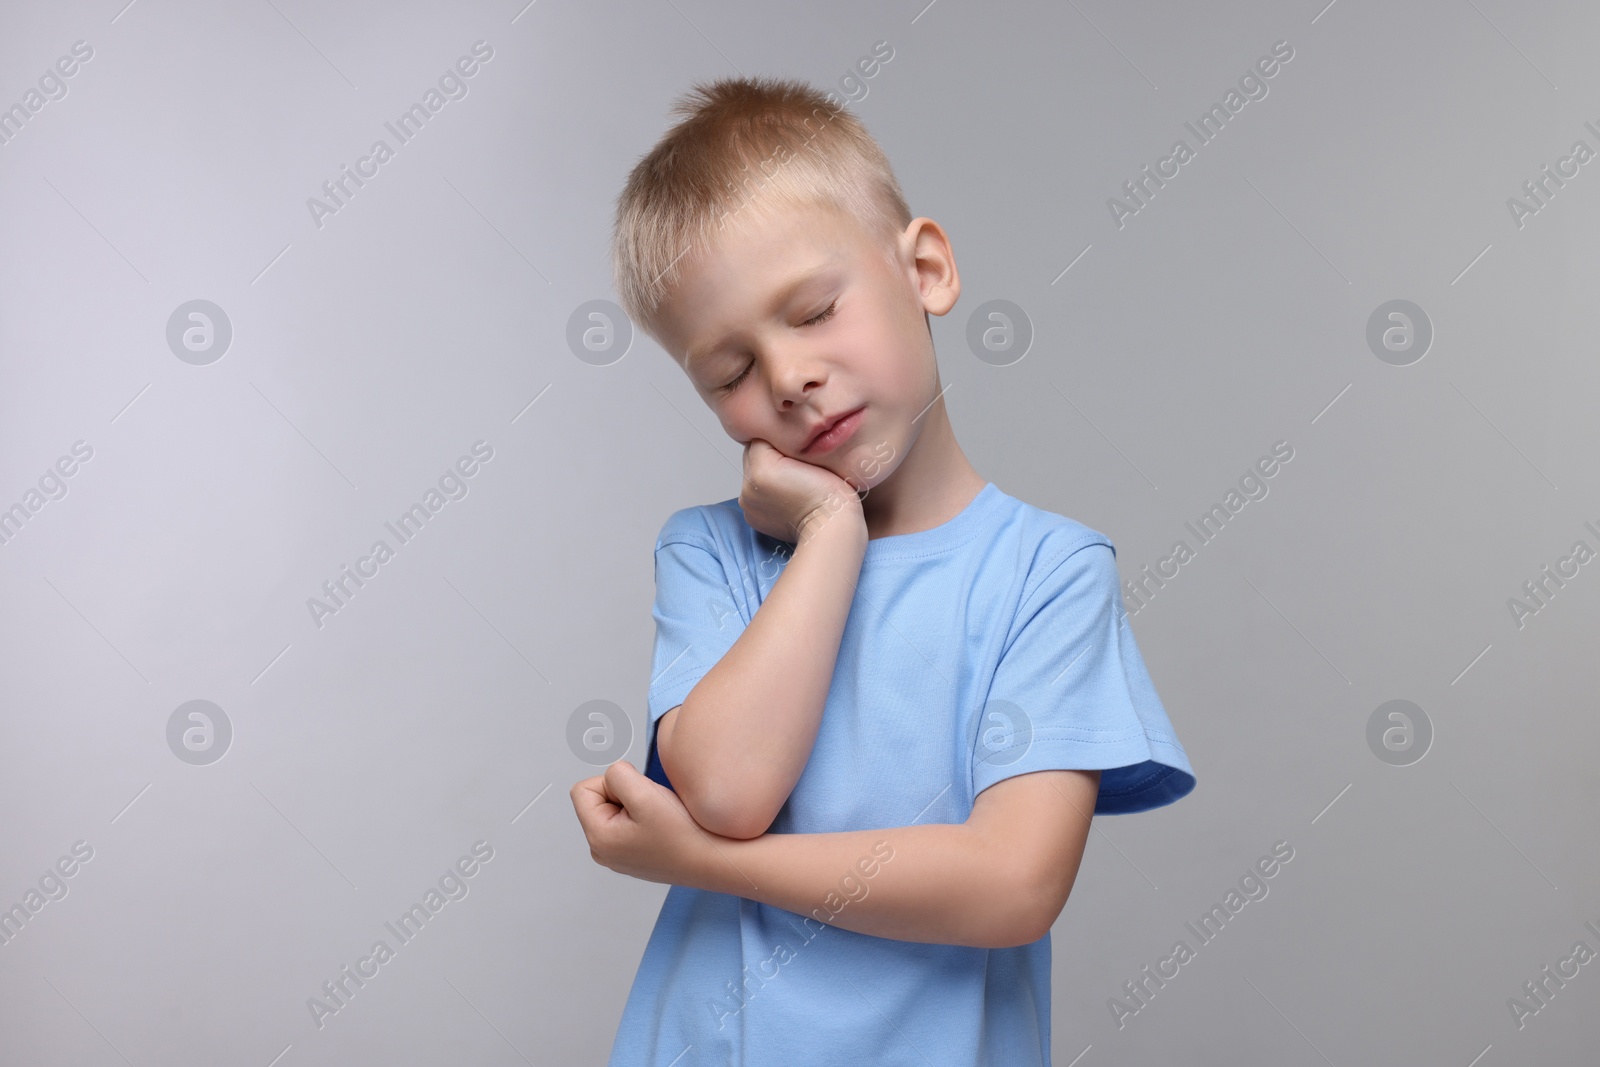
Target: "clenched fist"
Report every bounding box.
[739,438,865,544]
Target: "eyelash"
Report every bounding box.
[805,299,839,327]
[720,300,838,393]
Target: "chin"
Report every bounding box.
[844,449,901,495]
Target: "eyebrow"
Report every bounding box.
[685,260,840,373]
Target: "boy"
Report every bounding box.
[570,76,1196,1066]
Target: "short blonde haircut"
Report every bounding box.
[610,75,914,343]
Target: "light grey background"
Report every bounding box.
[1,0,1597,1063]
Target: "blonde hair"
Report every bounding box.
[610,75,914,342]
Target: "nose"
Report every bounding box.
[767,340,825,407]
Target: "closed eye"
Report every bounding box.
[719,300,839,393]
[803,299,838,327]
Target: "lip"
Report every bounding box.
[801,405,865,454]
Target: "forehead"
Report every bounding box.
[658,200,876,368]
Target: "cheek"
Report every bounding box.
[717,402,758,444]
[872,340,929,404]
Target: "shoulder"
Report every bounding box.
[655,498,738,549]
[655,497,777,562]
[997,493,1117,604]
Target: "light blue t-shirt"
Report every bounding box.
[610,481,1196,1066]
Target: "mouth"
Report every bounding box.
[801,405,866,455]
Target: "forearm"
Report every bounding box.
[689,820,1041,949]
[660,503,865,837]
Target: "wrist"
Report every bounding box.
[796,492,865,546]
[691,829,751,896]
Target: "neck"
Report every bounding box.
[860,391,986,540]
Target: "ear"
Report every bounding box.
[902,217,960,317]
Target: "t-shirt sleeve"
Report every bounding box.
[641,522,753,789]
[971,538,1196,815]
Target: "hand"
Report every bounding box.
[570,759,717,886]
[739,438,865,544]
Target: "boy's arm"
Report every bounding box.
[635,766,1096,949]
[657,501,866,840]
[572,760,1098,947]
[685,768,1100,948]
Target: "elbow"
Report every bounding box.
[656,708,778,840]
[691,793,774,840]
[986,911,1050,950]
[670,776,778,840]
[1008,909,1057,949]
[989,866,1071,949]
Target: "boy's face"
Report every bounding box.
[651,198,956,491]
